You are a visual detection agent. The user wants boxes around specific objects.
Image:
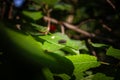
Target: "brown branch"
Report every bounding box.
[102,24,112,31]
[43,16,95,37]
[45,6,52,34]
[44,16,59,24]
[78,19,95,27]
[100,61,110,65]
[8,3,13,19]
[86,39,97,57]
[60,25,65,34]
[63,22,95,37]
[78,19,112,32]
[106,0,116,10]
[99,20,112,31]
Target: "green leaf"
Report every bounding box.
[42,41,64,52]
[42,68,54,80]
[55,74,71,80]
[81,75,94,80]
[66,40,88,50]
[106,46,120,59]
[81,71,94,80]
[92,73,114,80]
[0,22,74,75]
[33,0,59,6]
[42,41,65,56]
[39,32,87,54]
[91,43,108,48]
[54,3,72,11]
[66,54,100,80]
[39,33,82,55]
[39,33,69,51]
[42,0,59,5]
[54,50,65,56]
[63,47,80,55]
[54,32,70,40]
[39,32,69,44]
[22,11,43,20]
[39,33,88,55]
[47,53,74,75]
[31,23,48,32]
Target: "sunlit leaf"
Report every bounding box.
[84,71,93,79]
[66,54,100,80]
[31,23,48,33]
[42,68,54,80]
[39,33,87,52]
[92,73,114,80]
[66,40,88,50]
[39,32,69,43]
[42,41,64,52]
[91,43,108,48]
[63,47,80,55]
[39,33,68,50]
[55,74,71,80]
[0,22,74,75]
[54,3,72,11]
[54,50,65,56]
[22,11,43,20]
[106,46,120,59]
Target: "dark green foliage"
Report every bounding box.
[0,0,120,80]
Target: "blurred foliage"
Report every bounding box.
[0,0,120,80]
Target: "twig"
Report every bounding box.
[45,18,51,34]
[78,18,112,32]
[99,20,112,31]
[63,22,95,37]
[86,39,97,57]
[60,25,65,34]
[78,19,95,27]
[100,61,110,65]
[8,3,13,19]
[106,0,116,10]
[102,24,112,31]
[43,16,95,37]
[44,16,58,24]
[45,6,52,34]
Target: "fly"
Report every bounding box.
[58,39,67,44]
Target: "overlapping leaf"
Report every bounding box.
[91,42,108,48]
[22,10,43,20]
[39,33,88,54]
[66,54,100,80]
[0,22,74,75]
[106,46,120,60]
[92,73,114,80]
